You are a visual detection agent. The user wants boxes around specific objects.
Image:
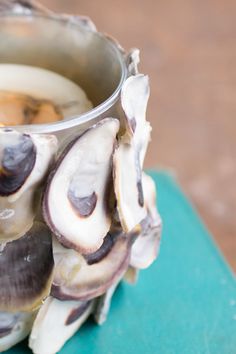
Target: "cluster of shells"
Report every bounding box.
[0,2,162,354]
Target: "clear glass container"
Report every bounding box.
[0,0,127,148]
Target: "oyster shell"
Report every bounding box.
[120,74,150,143]
[0,222,54,312]
[51,231,130,301]
[0,311,35,352]
[130,173,162,269]
[127,48,140,75]
[130,216,161,270]
[93,280,120,325]
[29,297,93,354]
[43,118,120,254]
[0,129,57,242]
[113,74,152,232]
[113,142,147,232]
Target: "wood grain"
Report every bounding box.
[40,0,236,271]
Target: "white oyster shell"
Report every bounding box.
[0,130,57,242]
[43,118,119,254]
[0,311,35,352]
[29,297,93,354]
[130,173,162,269]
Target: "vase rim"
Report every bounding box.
[0,11,128,133]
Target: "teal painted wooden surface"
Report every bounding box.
[6,171,236,354]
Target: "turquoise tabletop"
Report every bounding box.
[6,171,236,354]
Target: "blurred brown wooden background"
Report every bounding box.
[41,0,236,271]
